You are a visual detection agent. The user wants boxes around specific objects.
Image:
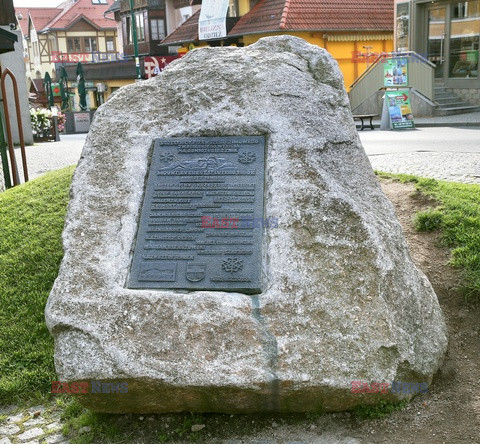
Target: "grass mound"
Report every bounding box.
[0,166,74,405]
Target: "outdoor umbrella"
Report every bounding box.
[76,62,87,111]
[59,66,70,111]
[43,72,54,109]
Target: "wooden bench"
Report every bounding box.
[353,114,378,131]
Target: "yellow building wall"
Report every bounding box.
[238,0,250,16]
[242,32,393,90]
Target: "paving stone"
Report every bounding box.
[6,412,25,423]
[23,418,45,427]
[0,424,20,436]
[45,434,67,444]
[17,428,44,442]
[46,422,62,431]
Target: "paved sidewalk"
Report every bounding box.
[359,126,480,184]
[365,110,480,129]
[2,111,480,190]
[0,404,67,444]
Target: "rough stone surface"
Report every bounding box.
[45,434,67,444]
[46,36,448,413]
[17,428,44,442]
[0,424,20,436]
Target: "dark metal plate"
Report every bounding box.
[128,136,266,293]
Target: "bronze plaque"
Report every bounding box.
[128,136,266,293]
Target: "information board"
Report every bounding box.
[385,90,415,130]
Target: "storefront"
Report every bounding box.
[395,0,480,101]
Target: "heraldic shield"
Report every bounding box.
[185,263,206,282]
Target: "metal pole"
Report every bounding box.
[53,116,60,141]
[0,108,12,189]
[129,0,142,80]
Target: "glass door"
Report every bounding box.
[427,7,447,80]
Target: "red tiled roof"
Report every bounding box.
[45,0,116,30]
[229,0,394,36]
[161,10,200,45]
[15,0,116,35]
[15,7,62,36]
[14,8,30,36]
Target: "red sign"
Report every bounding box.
[144,56,183,79]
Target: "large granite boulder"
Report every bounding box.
[46,36,447,413]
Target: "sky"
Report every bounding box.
[14,0,64,7]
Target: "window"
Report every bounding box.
[125,12,146,44]
[449,1,480,78]
[136,12,145,42]
[67,37,81,53]
[150,19,165,41]
[92,0,108,4]
[228,0,239,17]
[106,37,115,52]
[84,37,97,52]
[126,16,132,44]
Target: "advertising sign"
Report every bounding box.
[74,112,91,133]
[385,90,415,130]
[144,55,183,79]
[384,58,408,87]
[51,83,61,97]
[198,0,230,40]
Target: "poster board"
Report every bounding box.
[384,58,408,87]
[380,90,415,130]
[198,0,230,40]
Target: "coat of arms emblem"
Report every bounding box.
[185,263,206,282]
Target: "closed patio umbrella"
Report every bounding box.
[59,66,70,111]
[76,62,87,111]
[44,72,54,109]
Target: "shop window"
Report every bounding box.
[449,1,479,78]
[151,19,165,41]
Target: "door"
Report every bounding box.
[427,7,447,80]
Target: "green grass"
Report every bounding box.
[353,400,409,419]
[0,166,74,405]
[377,172,480,299]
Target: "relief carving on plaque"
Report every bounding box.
[159,156,236,171]
[185,263,206,282]
[221,258,244,273]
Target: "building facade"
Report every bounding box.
[395,0,480,102]
[16,0,129,109]
[161,0,395,89]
